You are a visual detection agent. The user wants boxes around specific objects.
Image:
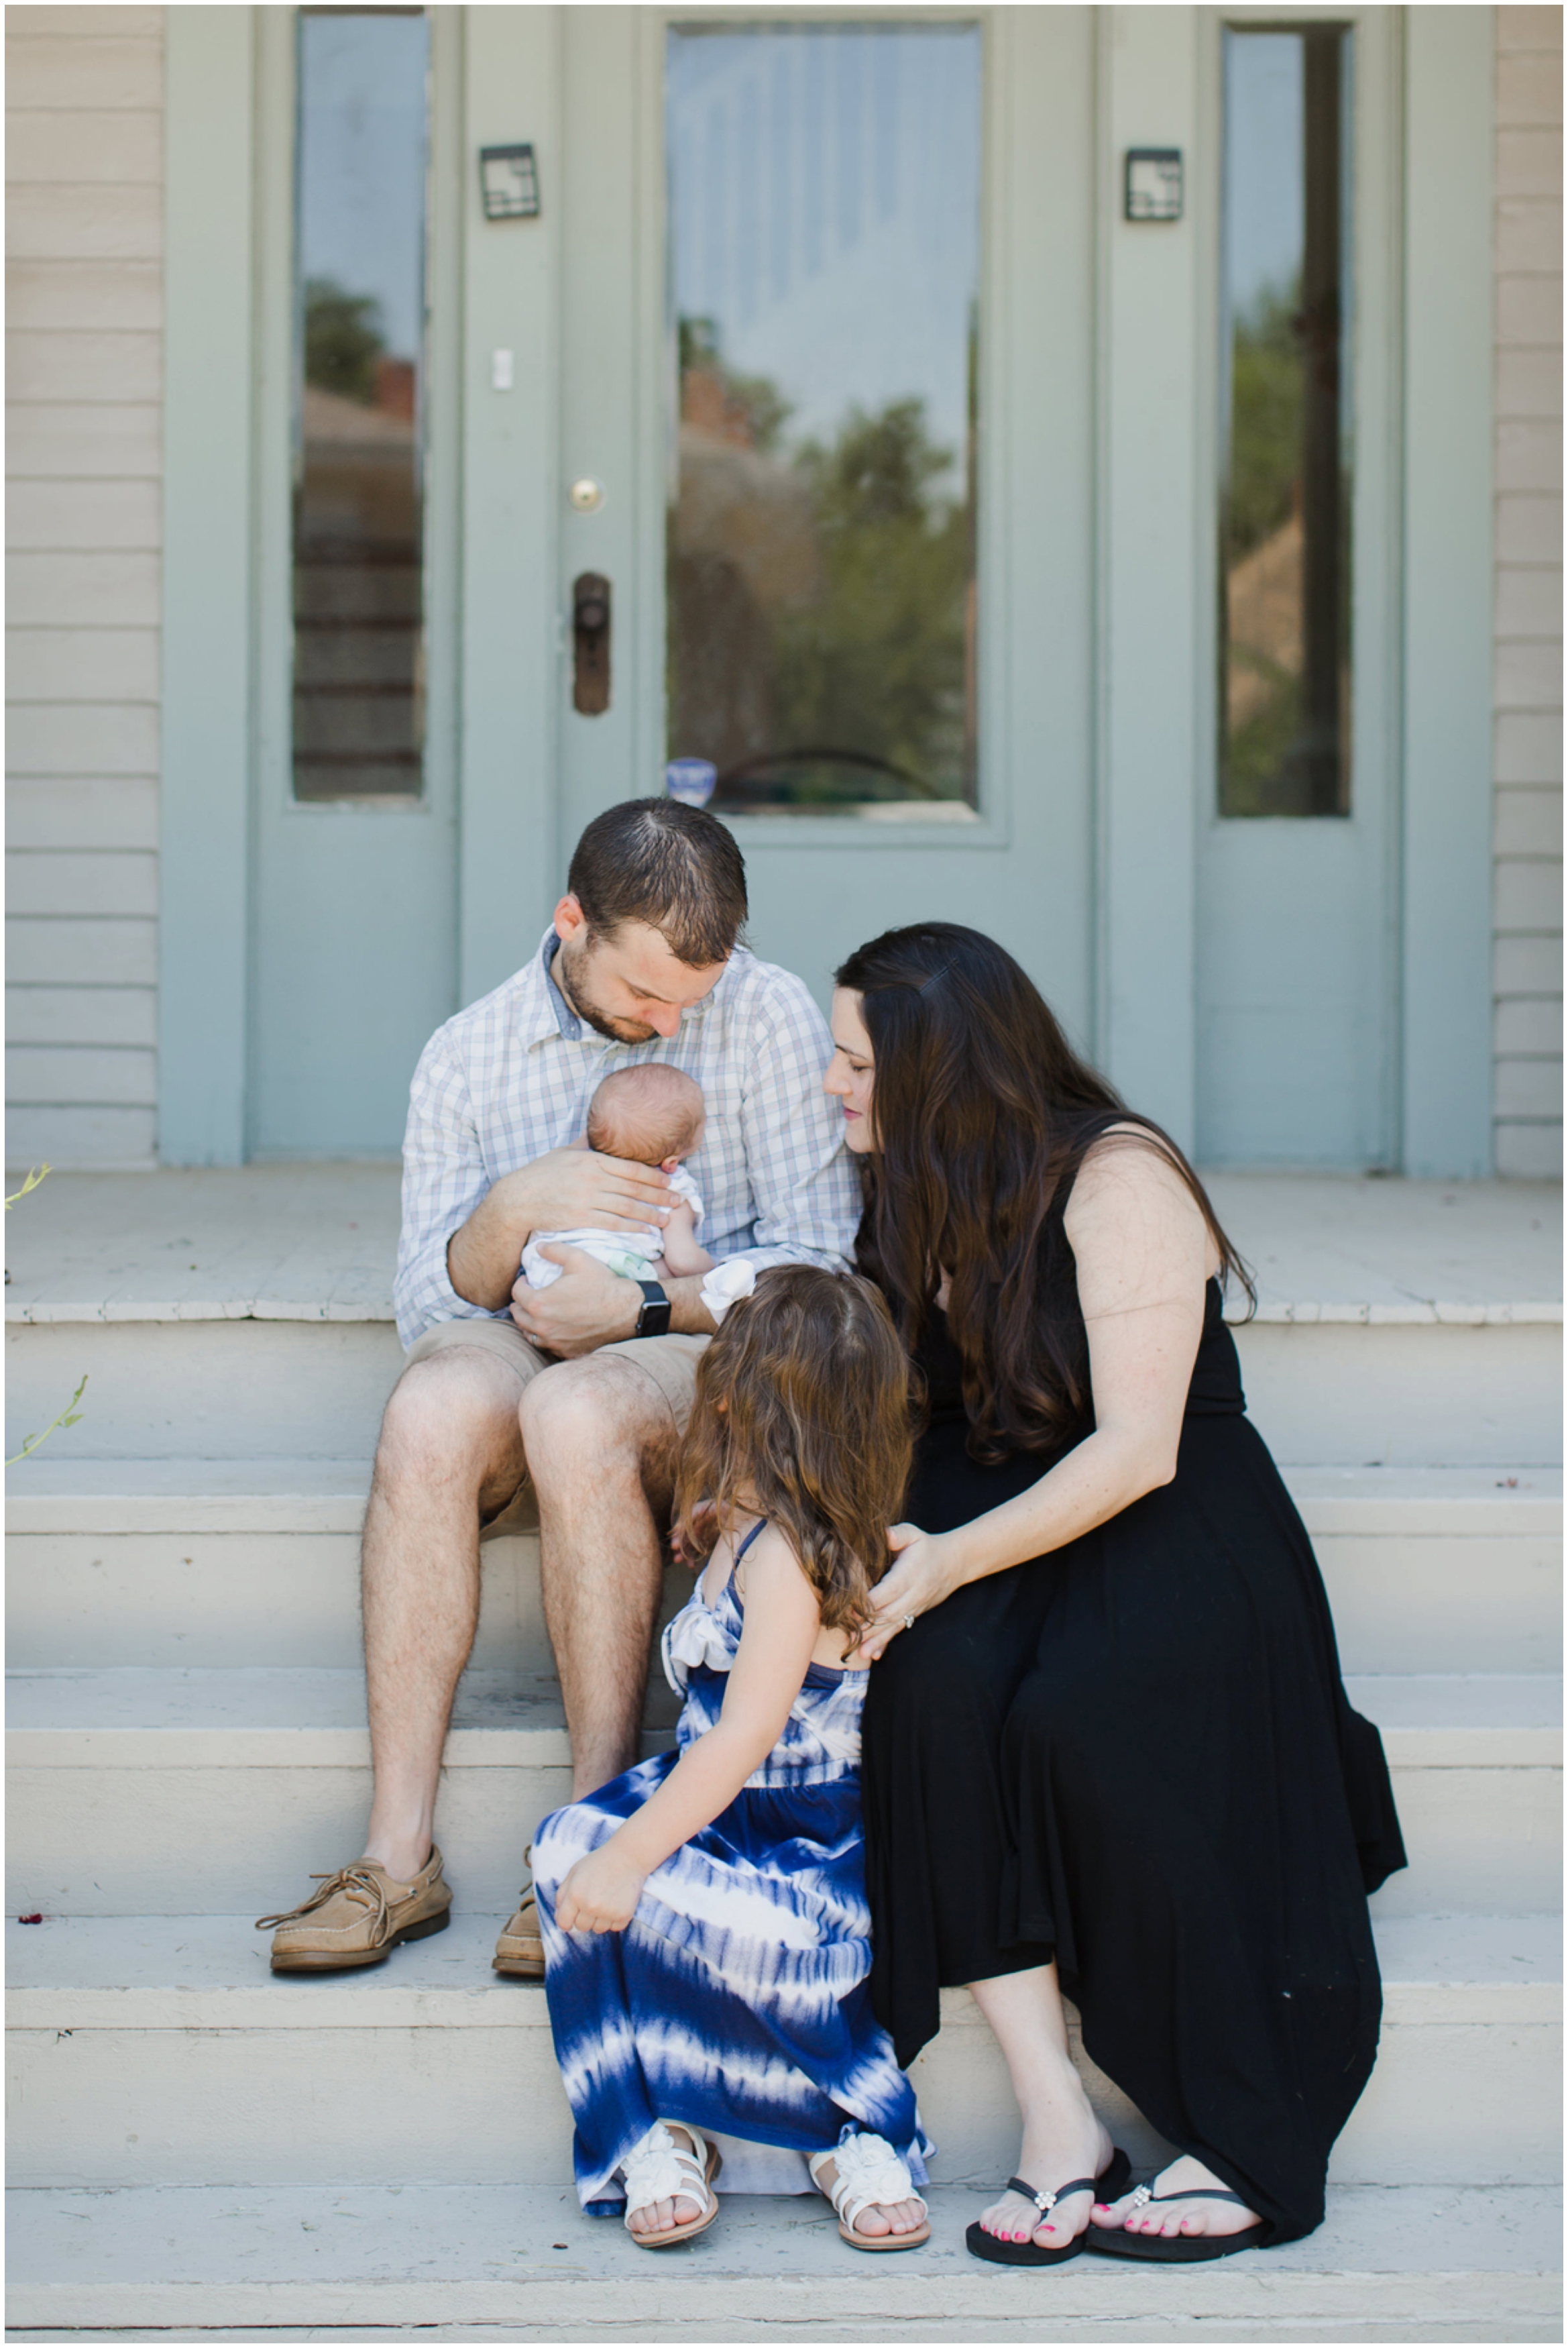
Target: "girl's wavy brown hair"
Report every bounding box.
[673,1265,913,1649]
[835,922,1253,1464]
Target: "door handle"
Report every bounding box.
[572,572,611,714]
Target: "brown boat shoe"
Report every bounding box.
[494,1846,545,1979]
[258,1848,451,1974]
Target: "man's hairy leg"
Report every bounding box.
[360,1350,528,1882]
[522,1355,677,1800]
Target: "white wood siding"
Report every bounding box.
[1494,6,1563,1177]
[5,4,163,1169]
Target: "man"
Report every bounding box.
[258,800,858,1979]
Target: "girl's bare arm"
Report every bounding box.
[555,1530,819,1931]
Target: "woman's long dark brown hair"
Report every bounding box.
[674,1265,913,1649]
[834,923,1253,1463]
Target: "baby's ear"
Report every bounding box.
[661,1155,680,1172]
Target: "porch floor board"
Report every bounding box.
[5,1168,1561,1325]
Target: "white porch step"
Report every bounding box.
[11,1311,1561,1466]
[6,1668,1561,1919]
[5,2181,1560,2339]
[6,1913,1559,2193]
[8,1171,1561,1465]
[7,1461,1561,1676]
[5,1319,406,1463]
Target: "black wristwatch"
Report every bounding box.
[632,1279,671,1339]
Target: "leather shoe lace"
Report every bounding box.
[257,1864,394,1946]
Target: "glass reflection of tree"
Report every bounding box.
[1221,26,1349,819]
[670,319,972,808]
[304,276,386,405]
[1223,281,1305,809]
[768,401,968,803]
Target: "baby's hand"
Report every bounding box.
[556,1841,648,1935]
[656,1199,715,1280]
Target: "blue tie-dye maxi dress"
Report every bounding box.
[532,1524,931,2214]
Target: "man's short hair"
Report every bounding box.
[567,798,748,969]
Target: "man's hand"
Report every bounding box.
[556,1838,649,1935]
[497,1149,673,1240]
[448,1149,673,1312]
[510,1248,642,1358]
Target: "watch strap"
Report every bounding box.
[633,1279,671,1338]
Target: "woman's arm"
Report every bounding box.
[855,1140,1213,1660]
[555,1529,820,1932]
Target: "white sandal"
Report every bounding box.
[620,2121,723,2249]
[809,2132,931,2253]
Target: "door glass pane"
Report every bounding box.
[667,25,981,817]
[293,9,429,802]
[1219,27,1352,818]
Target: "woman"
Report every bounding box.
[824,923,1405,2265]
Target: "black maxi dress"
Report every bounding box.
[860,1212,1407,2247]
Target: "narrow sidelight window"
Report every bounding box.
[1219,26,1352,818]
[666,25,982,816]
[292,9,429,802]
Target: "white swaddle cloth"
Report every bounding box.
[520,1163,703,1289]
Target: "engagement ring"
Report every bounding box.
[903,1614,915,1630]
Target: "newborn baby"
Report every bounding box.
[520,1062,715,1291]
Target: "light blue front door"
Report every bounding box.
[541,4,1101,1047]
[249,7,460,1158]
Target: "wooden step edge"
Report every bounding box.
[11,1295,1561,1327]
[9,1462,1561,1536]
[8,1972,1559,2036]
[7,1913,1561,2033]
[3,2184,1563,2331]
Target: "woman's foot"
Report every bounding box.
[1093,2153,1261,2241]
[624,2124,709,2241]
[975,2090,1115,2255]
[811,2151,926,2240]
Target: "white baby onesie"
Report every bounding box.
[520,1163,704,1290]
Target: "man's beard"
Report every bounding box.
[554,941,659,1045]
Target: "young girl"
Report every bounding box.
[531,1265,933,2253]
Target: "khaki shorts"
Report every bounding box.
[400,1316,710,1537]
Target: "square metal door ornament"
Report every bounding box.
[480,144,541,221]
[1124,148,1183,222]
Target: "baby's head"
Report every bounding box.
[585,1063,706,1168]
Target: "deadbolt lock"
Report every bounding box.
[572,572,612,714]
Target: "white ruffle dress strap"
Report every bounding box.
[660,1519,767,1693]
[662,1603,734,1693]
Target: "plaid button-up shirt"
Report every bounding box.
[393,930,861,1346]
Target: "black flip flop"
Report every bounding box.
[1084,2182,1269,2262]
[965,2145,1132,2266]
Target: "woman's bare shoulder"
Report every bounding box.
[1069,1124,1196,1206]
[1063,1126,1219,1278]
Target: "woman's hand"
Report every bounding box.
[852,1524,966,1662]
[555,1840,649,1935]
